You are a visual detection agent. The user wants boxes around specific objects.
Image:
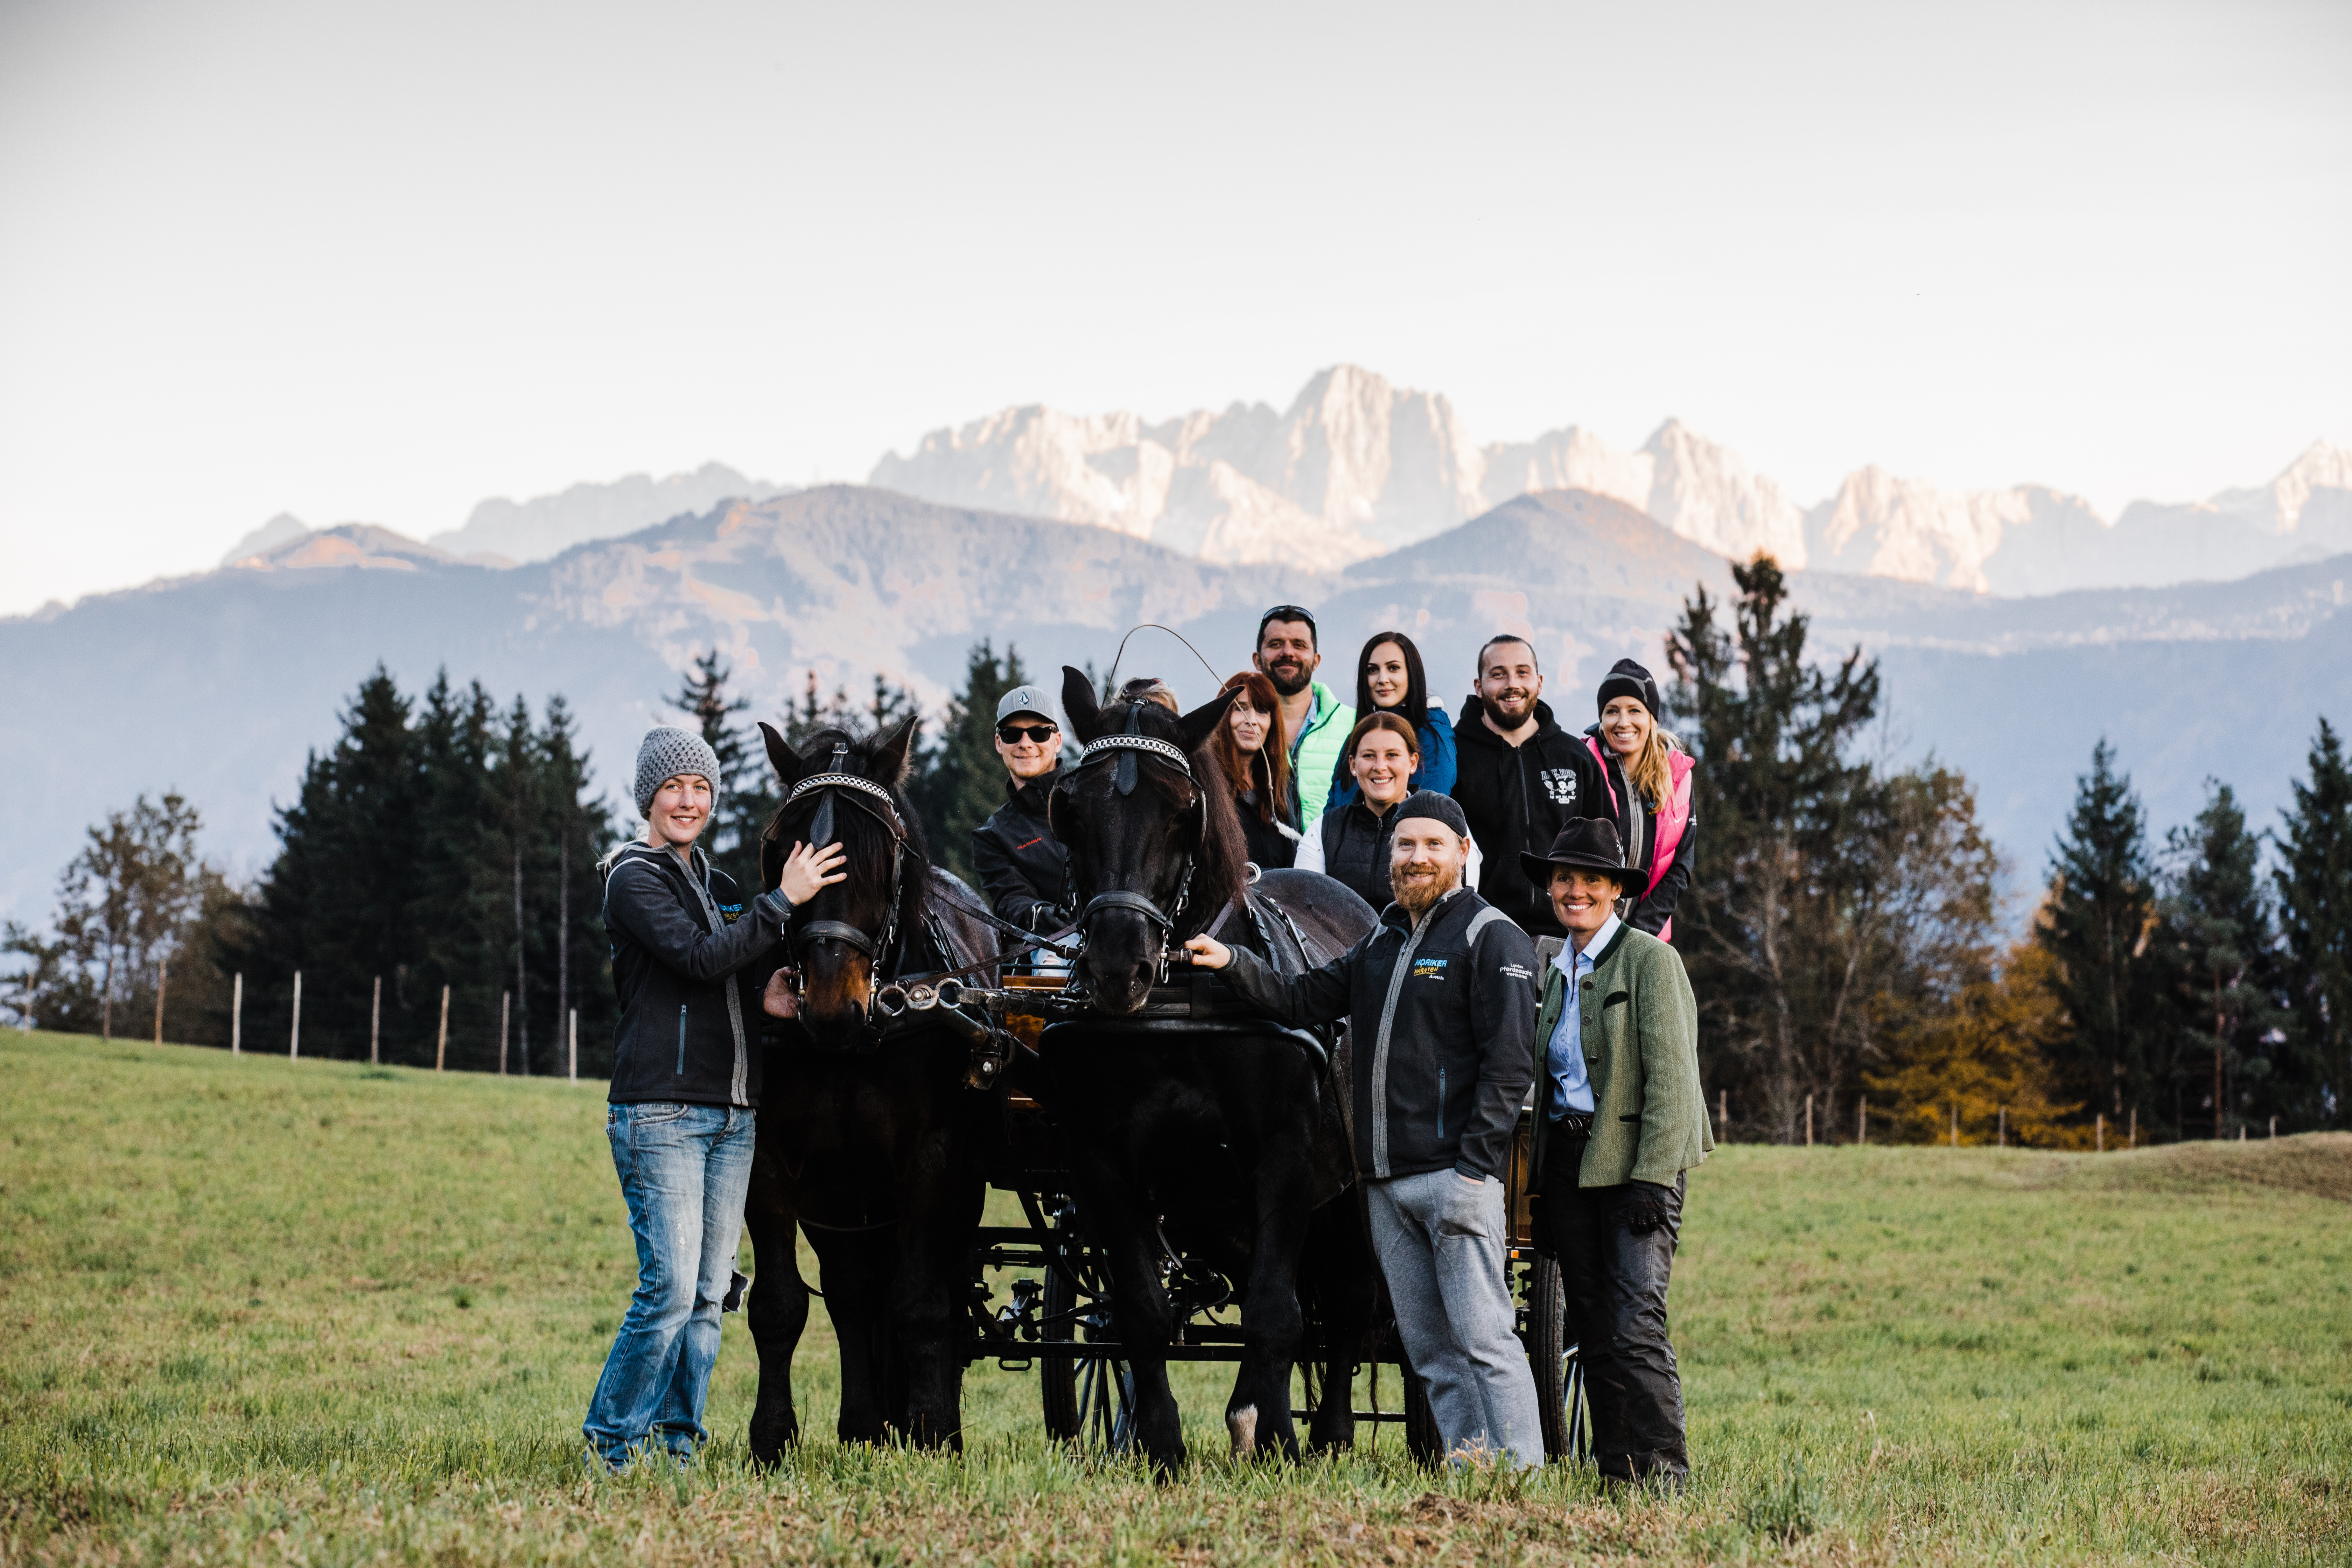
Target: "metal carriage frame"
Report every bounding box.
[933,973,1587,1462]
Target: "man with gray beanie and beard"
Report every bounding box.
[1184,790,1546,1469]
[583,725,845,1472]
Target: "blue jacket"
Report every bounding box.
[1325,707,1458,813]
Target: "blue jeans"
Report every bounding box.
[583,1102,756,1465]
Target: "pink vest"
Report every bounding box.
[1585,737,1694,942]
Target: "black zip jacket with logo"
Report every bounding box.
[972,769,1072,934]
[1218,887,1539,1182]
[602,842,784,1108]
[1448,698,1608,940]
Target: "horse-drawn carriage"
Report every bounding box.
[905,965,1588,1463]
[747,670,1584,1471]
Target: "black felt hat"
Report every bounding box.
[1520,818,1640,891]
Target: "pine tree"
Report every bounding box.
[2038,739,2162,1128]
[1666,555,1893,1142]
[2154,782,2286,1137]
[913,641,1026,883]
[2276,718,2352,1128]
[672,650,763,892]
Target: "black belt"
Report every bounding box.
[1550,1110,1594,1136]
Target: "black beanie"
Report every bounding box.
[1597,658,1662,720]
[1394,789,1470,839]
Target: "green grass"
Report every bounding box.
[1,1025,2345,1564]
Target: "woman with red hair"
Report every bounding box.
[1210,670,1300,869]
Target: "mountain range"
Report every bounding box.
[870,366,2352,596]
[6,484,2348,929]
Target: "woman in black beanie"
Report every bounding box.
[1583,659,1696,939]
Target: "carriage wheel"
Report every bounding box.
[1524,1253,1585,1460]
[1401,1365,1443,1463]
[1039,1213,1135,1451]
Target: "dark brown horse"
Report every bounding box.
[1042,668,1381,1476]
[741,718,1007,1460]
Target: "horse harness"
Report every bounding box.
[1055,710,1208,985]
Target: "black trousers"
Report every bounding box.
[1538,1129,1689,1480]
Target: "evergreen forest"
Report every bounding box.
[5,567,2347,1141]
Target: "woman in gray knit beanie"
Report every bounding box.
[583,724,843,1471]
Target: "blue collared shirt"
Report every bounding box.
[1545,915,1619,1118]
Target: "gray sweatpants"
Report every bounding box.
[1367,1167,1544,1469]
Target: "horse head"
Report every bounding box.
[760,715,925,1050]
[1049,666,1245,1015]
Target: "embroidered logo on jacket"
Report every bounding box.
[718,902,744,925]
[1410,957,1448,980]
[1498,962,1533,980]
[1540,768,1579,805]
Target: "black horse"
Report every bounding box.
[741,718,1008,1461]
[1042,668,1381,1475]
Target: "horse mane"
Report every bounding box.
[767,723,931,932]
[1095,695,1250,943]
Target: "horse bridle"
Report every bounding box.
[771,743,909,1026]
[1058,715,1207,984]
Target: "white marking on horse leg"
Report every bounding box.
[1228,1404,1258,1457]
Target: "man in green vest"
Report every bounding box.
[1252,605,1352,831]
[1523,818,1713,1489]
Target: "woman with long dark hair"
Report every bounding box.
[1210,670,1300,869]
[1325,630,1456,813]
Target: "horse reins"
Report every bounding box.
[1060,715,1207,985]
[773,743,909,1033]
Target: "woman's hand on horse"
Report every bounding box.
[777,840,848,905]
[1182,934,1231,970]
[762,968,799,1018]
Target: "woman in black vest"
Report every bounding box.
[1297,712,1419,909]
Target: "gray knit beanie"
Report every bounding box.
[634,726,724,817]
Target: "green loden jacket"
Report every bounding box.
[1528,922,1715,1191]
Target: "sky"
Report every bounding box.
[2,0,2347,618]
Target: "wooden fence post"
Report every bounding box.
[1804,1093,1813,1147]
[1949,1100,1959,1148]
[2096,1112,2105,1153]
[2128,1108,2137,1149]
[436,985,450,1072]
[568,1009,578,1084]
[231,973,242,1056]
[290,970,302,1060]
[499,990,510,1076]
[153,958,167,1045]
[1997,1106,2006,1148]
[370,976,382,1066]
[1718,1088,1728,1139]
[2270,1115,2278,1139]
[1858,1098,1867,1145]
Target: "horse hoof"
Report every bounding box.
[1227,1404,1258,1458]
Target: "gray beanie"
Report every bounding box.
[634,726,724,817]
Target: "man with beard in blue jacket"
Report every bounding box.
[1184,790,1545,1468]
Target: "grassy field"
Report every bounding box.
[0,1026,2345,1565]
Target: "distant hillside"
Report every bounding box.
[4,485,2348,922]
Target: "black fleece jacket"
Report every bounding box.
[1219,887,1539,1182]
[1448,698,1608,940]
[971,769,1071,935]
[602,842,786,1108]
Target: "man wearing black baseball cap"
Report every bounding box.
[1186,790,1544,1468]
[1521,818,1712,1489]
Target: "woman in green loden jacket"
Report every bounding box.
[1523,818,1713,1489]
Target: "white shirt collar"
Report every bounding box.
[1552,913,1623,976]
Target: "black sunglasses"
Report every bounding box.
[997,722,1058,744]
[1259,604,1317,635]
